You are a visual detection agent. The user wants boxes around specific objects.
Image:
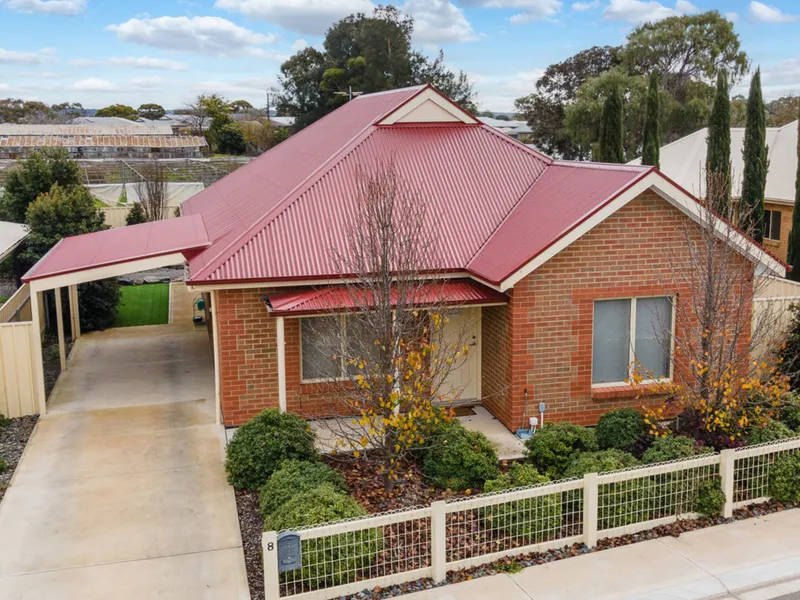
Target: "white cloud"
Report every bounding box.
[572,0,599,10]
[3,0,86,16]
[71,78,117,92]
[404,0,479,44]
[748,1,797,23]
[472,67,545,111]
[291,38,308,51]
[68,58,100,67]
[131,76,167,89]
[106,16,277,58]
[214,0,372,35]
[0,47,52,65]
[108,56,190,71]
[459,0,562,24]
[725,11,739,22]
[602,0,697,24]
[19,70,69,78]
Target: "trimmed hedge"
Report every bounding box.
[264,483,383,588]
[481,464,561,542]
[595,409,647,453]
[768,453,800,504]
[524,423,598,478]
[641,436,712,464]
[424,424,499,491]
[259,460,348,519]
[226,409,318,491]
[780,395,800,431]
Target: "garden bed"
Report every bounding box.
[0,415,38,504]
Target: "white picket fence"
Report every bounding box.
[263,436,800,600]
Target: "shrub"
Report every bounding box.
[779,394,800,432]
[595,409,647,453]
[0,456,7,473]
[264,483,382,587]
[125,202,147,225]
[0,413,9,428]
[259,459,347,519]
[563,450,645,530]
[563,450,640,478]
[747,419,795,446]
[408,409,459,462]
[424,426,499,491]
[641,436,712,464]
[481,464,561,543]
[692,476,726,517]
[524,422,598,478]
[768,453,800,504]
[226,409,318,490]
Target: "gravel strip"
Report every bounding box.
[0,415,38,504]
[236,490,265,600]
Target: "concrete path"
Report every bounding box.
[401,509,800,600]
[0,307,249,598]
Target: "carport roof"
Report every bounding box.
[22,214,210,283]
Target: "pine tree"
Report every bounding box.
[706,71,732,215]
[740,68,769,243]
[597,85,625,163]
[787,105,800,280]
[641,72,660,169]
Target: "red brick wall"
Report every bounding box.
[496,191,754,429]
[481,305,514,428]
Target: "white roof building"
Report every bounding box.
[630,120,799,205]
[0,221,28,263]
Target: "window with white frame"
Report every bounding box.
[764,209,782,242]
[591,296,673,385]
[300,314,380,382]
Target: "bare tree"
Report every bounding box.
[304,160,474,491]
[135,160,169,222]
[645,169,788,446]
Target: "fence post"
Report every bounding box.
[263,531,280,600]
[720,449,736,518]
[583,473,598,548]
[431,501,447,583]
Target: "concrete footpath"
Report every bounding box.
[404,509,800,600]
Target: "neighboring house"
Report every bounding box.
[0,221,27,264]
[23,85,784,433]
[0,123,208,159]
[477,116,529,137]
[629,120,799,261]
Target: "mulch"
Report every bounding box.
[0,415,38,504]
[235,467,796,600]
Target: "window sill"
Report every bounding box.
[591,383,666,401]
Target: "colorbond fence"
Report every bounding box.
[263,436,800,600]
[0,284,39,418]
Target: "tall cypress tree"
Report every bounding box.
[706,71,732,214]
[597,85,625,163]
[641,72,660,169]
[787,105,800,280]
[740,68,769,243]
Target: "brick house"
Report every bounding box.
[171,85,785,432]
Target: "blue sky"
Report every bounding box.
[0,0,798,112]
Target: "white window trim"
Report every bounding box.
[591,295,676,389]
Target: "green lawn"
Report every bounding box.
[113,284,170,328]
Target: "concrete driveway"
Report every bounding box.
[0,321,249,600]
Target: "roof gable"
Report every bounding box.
[378,87,478,125]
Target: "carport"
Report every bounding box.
[21,214,214,418]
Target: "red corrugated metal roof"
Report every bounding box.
[467,162,653,284]
[265,280,508,316]
[22,214,210,282]
[181,84,655,286]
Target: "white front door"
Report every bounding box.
[437,307,480,402]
